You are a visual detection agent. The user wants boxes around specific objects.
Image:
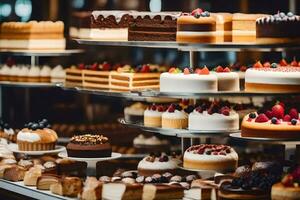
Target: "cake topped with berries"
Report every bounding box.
[137,153,182,176]
[188,101,239,131]
[183,144,238,172]
[144,104,167,127]
[160,67,218,93]
[241,102,300,138]
[245,60,300,93]
[161,104,188,129]
[212,66,240,91]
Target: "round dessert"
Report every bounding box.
[188,102,239,131]
[160,67,218,93]
[256,12,300,44]
[27,66,40,82]
[137,153,181,176]
[183,144,238,173]
[245,63,300,93]
[162,104,188,129]
[241,102,300,138]
[144,104,166,127]
[40,65,51,82]
[17,119,57,151]
[133,135,169,153]
[124,102,147,123]
[18,65,29,82]
[212,66,240,91]
[51,65,66,83]
[66,134,112,158]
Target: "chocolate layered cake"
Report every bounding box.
[128,12,181,41]
[70,11,92,39]
[256,12,300,44]
[91,10,135,41]
[66,134,112,158]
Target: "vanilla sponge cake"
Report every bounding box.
[211,13,233,42]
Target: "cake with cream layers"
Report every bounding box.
[69,11,92,39]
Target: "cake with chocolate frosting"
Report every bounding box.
[70,11,92,39]
[66,134,112,158]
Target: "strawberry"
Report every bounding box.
[279,102,285,108]
[141,65,150,73]
[151,105,157,111]
[191,8,203,16]
[168,67,176,73]
[283,114,291,122]
[78,63,85,70]
[255,114,269,123]
[272,104,285,119]
[281,174,294,187]
[253,61,263,68]
[280,59,288,66]
[221,108,230,116]
[240,66,247,72]
[91,63,98,70]
[291,58,298,67]
[195,68,201,74]
[265,110,273,119]
[263,62,271,68]
[184,68,190,75]
[223,67,231,72]
[157,105,164,112]
[102,62,111,71]
[199,67,210,75]
[215,66,224,72]
[289,108,299,120]
[168,106,175,113]
[195,107,203,113]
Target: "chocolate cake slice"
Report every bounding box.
[70,11,92,38]
[128,12,181,41]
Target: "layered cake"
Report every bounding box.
[66,134,112,158]
[142,184,184,200]
[256,12,300,44]
[245,63,300,93]
[188,102,239,131]
[65,65,83,87]
[133,135,169,153]
[162,104,188,129]
[79,177,102,200]
[144,104,166,127]
[37,174,60,190]
[0,21,65,49]
[17,119,58,151]
[102,183,143,200]
[177,9,216,43]
[211,13,233,42]
[124,102,147,123]
[212,66,240,91]
[91,10,135,41]
[137,153,181,176]
[272,166,300,200]
[128,12,181,41]
[241,102,300,138]
[69,11,92,39]
[183,144,238,172]
[232,13,267,43]
[160,67,218,93]
[219,162,282,200]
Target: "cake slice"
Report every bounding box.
[65,66,83,87]
[70,11,92,39]
[80,177,102,200]
[211,13,233,42]
[50,176,83,197]
[24,166,43,186]
[82,70,111,90]
[142,184,184,200]
[183,179,218,200]
[102,183,143,200]
[36,174,60,190]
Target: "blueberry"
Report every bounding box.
[202,11,210,17]
[188,68,194,73]
[271,63,278,68]
[38,123,45,129]
[31,124,39,131]
[249,113,256,119]
[271,117,278,124]
[291,119,297,125]
[287,12,294,17]
[194,13,201,19]
[28,122,33,127]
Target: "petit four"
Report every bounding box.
[80,177,102,200]
[144,104,166,127]
[3,165,26,182]
[102,183,143,200]
[162,104,188,129]
[37,174,60,190]
[24,166,43,186]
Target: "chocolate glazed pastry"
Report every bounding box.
[67,134,112,158]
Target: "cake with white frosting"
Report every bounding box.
[50,65,66,83]
[144,104,166,127]
[212,66,240,91]
[160,67,218,93]
[162,104,188,129]
[40,65,51,82]
[183,144,238,173]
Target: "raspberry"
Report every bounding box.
[215,66,224,72]
[223,67,231,72]
[289,108,299,120]
[240,66,247,72]
[151,105,157,111]
[199,67,210,75]
[290,58,298,67]
[255,114,269,123]
[253,61,263,68]
[195,107,203,113]
[183,68,190,75]
[283,115,291,122]
[280,59,288,66]
[91,63,98,70]
[263,62,271,68]
[157,106,164,112]
[141,65,150,73]
[191,8,203,16]
[78,63,85,70]
[102,62,111,71]
[265,110,273,119]
[272,104,285,119]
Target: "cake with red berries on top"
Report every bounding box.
[144,104,166,127]
[177,8,217,43]
[161,104,188,129]
[212,66,240,91]
[188,101,239,131]
[245,60,300,93]
[160,67,218,93]
[272,166,300,200]
[183,144,238,173]
[241,102,300,138]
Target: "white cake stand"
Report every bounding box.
[7,143,65,156]
[58,151,122,176]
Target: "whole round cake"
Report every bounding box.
[17,119,57,151]
[66,134,112,158]
[160,67,217,93]
[144,104,166,127]
[162,104,188,129]
[245,63,300,93]
[241,102,300,138]
[183,144,238,173]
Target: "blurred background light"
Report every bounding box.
[15,0,32,21]
[72,0,85,9]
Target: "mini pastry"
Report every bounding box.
[37,174,60,190]
[142,184,184,200]
[50,176,83,197]
[17,119,58,151]
[183,144,238,172]
[144,104,166,127]
[24,166,43,186]
[124,102,147,123]
[17,65,29,82]
[102,183,143,200]
[40,65,51,82]
[3,165,26,182]
[27,66,40,82]
[43,161,57,174]
[8,65,19,82]
[66,134,112,158]
[0,64,10,81]
[162,104,188,129]
[50,65,66,83]
[18,159,34,170]
[80,177,102,200]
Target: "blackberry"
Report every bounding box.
[291,119,298,125]
[249,113,256,119]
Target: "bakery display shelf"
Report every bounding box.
[230,133,300,143]
[0,179,75,200]
[0,81,61,88]
[118,118,239,138]
[0,49,84,56]
[7,143,66,156]
[75,39,300,52]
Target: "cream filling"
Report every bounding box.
[177,31,217,36]
[138,157,179,170]
[89,28,128,41]
[0,39,66,49]
[184,149,238,162]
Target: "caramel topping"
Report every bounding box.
[70,134,109,145]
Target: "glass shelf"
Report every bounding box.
[0,49,84,56]
[230,133,300,143]
[0,81,61,88]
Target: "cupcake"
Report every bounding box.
[28,66,40,82]
[40,65,51,82]
[162,104,188,129]
[124,102,147,123]
[50,65,66,83]
[144,104,166,127]
[17,119,58,151]
[18,65,29,82]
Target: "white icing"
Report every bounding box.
[43,161,56,168]
[137,156,180,170]
[160,73,218,93]
[28,66,40,77]
[0,65,11,75]
[211,72,240,91]
[144,109,163,117]
[2,158,17,165]
[0,39,66,49]
[4,128,14,135]
[133,134,145,145]
[245,68,300,85]
[188,110,239,131]
[130,11,181,20]
[51,65,65,80]
[40,65,51,77]
[18,66,29,77]
[162,110,188,119]
[144,136,168,145]
[184,148,238,162]
[9,66,19,76]
[92,10,136,23]
[17,131,41,142]
[89,28,128,41]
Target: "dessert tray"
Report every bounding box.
[0,49,84,56]
[230,132,300,142]
[0,81,61,88]
[7,143,66,156]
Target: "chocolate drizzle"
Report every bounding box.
[70,134,108,145]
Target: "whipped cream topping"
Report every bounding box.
[0,65,11,75]
[9,65,19,76]
[138,155,180,170]
[40,65,51,77]
[162,110,188,119]
[4,128,14,135]
[28,66,40,77]
[17,130,41,142]
[144,109,163,117]
[2,158,17,165]
[18,66,29,77]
